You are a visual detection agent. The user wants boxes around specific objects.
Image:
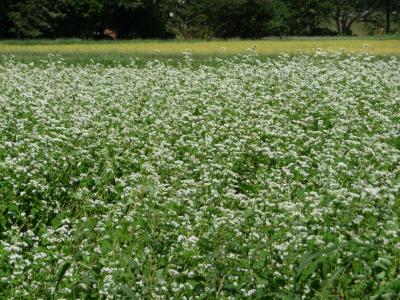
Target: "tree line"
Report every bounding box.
[0,0,399,39]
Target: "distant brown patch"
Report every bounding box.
[103,28,117,40]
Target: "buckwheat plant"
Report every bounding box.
[0,52,399,299]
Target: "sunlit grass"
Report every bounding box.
[1,39,399,56]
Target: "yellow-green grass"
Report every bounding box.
[1,39,400,57]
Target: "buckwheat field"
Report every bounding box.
[0,52,399,299]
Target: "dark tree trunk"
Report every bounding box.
[335,2,342,34]
[341,19,346,34]
[394,12,399,33]
[341,18,351,35]
[336,14,341,33]
[386,0,391,33]
[0,0,6,38]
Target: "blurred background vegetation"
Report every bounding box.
[0,0,399,40]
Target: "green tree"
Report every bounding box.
[286,0,333,35]
[0,0,392,39]
[5,0,64,38]
[375,0,400,33]
[190,0,288,38]
[57,0,104,38]
[205,0,289,38]
[0,0,9,38]
[158,0,290,39]
[330,0,379,35]
[104,0,170,38]
[56,0,169,39]
[157,0,213,39]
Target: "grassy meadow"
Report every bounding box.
[0,39,399,299]
[0,37,400,64]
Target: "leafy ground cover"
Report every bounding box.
[0,52,399,299]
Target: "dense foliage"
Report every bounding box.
[0,0,399,39]
[0,52,399,298]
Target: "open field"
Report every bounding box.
[1,37,400,64]
[0,52,399,298]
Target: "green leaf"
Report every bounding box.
[120,284,138,299]
[100,240,112,253]
[370,279,400,299]
[243,209,256,218]
[377,271,386,280]
[55,262,71,292]
[327,265,346,284]
[296,246,337,280]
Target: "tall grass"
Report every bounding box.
[1,38,399,57]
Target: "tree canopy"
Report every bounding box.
[0,0,398,39]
